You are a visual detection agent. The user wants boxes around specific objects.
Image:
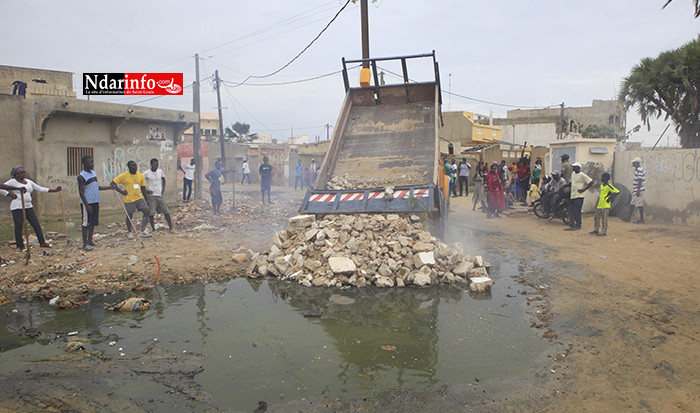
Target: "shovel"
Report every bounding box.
[20,194,30,265]
[112,190,146,248]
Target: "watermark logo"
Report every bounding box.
[83,73,183,95]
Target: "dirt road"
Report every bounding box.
[1,186,699,411]
[0,188,308,306]
[448,195,700,412]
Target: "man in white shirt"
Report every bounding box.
[241,159,251,184]
[458,158,471,197]
[178,158,195,202]
[144,158,174,232]
[565,162,594,231]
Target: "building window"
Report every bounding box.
[492,129,498,137]
[67,147,94,176]
[609,115,614,124]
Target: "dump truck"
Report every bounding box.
[299,52,450,236]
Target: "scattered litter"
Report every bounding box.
[105,297,151,311]
[67,331,78,336]
[49,296,60,306]
[128,255,138,266]
[599,255,606,259]
[192,224,216,231]
[109,341,116,346]
[380,345,397,352]
[303,310,323,318]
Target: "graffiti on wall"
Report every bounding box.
[102,146,148,182]
[637,149,700,183]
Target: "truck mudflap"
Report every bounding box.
[299,185,441,215]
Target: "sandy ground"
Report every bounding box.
[448,194,700,412]
[0,187,308,307]
[1,186,699,411]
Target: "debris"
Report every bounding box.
[105,297,151,311]
[250,213,487,288]
[380,345,397,352]
[192,224,216,231]
[128,255,138,266]
[469,277,494,293]
[303,310,323,318]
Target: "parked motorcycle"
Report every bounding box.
[533,186,571,226]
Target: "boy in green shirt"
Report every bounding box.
[590,172,619,236]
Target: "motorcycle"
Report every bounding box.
[533,186,571,226]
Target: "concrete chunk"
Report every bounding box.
[328,257,356,274]
[413,251,435,267]
[288,214,316,230]
[412,242,433,253]
[469,276,493,293]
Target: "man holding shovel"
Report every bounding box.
[110,161,152,239]
[77,156,112,251]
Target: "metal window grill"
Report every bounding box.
[67,147,94,176]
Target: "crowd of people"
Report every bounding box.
[1,152,645,253]
[443,152,645,236]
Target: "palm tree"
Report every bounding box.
[619,37,700,148]
[224,121,256,142]
[663,0,700,18]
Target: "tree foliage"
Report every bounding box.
[662,0,700,18]
[224,121,258,142]
[619,37,700,148]
[581,124,640,142]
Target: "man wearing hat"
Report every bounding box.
[565,162,595,231]
[623,157,645,223]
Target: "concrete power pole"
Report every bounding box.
[326,123,330,141]
[361,0,370,69]
[214,70,226,168]
[558,102,565,140]
[193,54,202,200]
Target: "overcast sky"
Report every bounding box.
[2,0,698,146]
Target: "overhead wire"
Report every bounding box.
[200,1,340,55]
[377,65,556,110]
[230,0,352,87]
[222,66,358,87]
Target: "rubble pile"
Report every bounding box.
[327,173,428,190]
[249,214,493,291]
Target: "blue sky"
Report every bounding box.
[2,0,698,145]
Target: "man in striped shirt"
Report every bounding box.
[623,157,645,224]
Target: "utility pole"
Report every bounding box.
[214,70,226,168]
[361,0,370,69]
[558,102,565,140]
[326,123,330,141]
[379,71,385,85]
[193,54,202,200]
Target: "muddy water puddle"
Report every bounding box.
[0,229,555,412]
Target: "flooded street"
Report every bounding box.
[0,222,558,412]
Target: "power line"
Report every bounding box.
[221,82,284,139]
[232,0,352,87]
[200,1,340,55]
[222,66,356,87]
[377,65,555,110]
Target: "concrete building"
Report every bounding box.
[494,100,626,147]
[0,65,197,222]
[440,111,502,153]
[181,112,219,142]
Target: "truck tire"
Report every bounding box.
[609,183,631,217]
